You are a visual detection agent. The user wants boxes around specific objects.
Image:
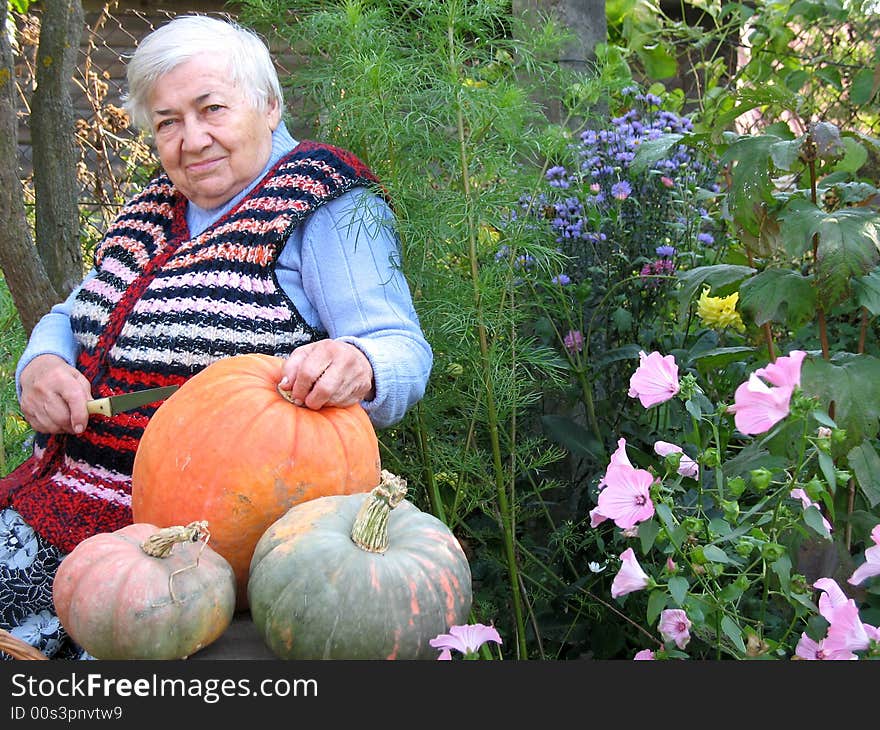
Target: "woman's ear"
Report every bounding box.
[267,97,282,131]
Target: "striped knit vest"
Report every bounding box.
[0,141,381,553]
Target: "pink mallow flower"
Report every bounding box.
[611,547,651,598]
[654,440,699,479]
[814,577,848,621]
[592,439,647,528]
[790,488,832,534]
[822,599,880,658]
[728,373,794,435]
[728,350,806,435]
[628,351,680,408]
[633,649,656,660]
[658,609,692,649]
[794,632,844,660]
[755,350,806,389]
[598,438,634,489]
[596,464,656,529]
[429,623,502,660]
[848,524,880,586]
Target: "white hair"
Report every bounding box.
[123,15,284,133]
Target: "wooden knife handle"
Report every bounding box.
[86,398,112,417]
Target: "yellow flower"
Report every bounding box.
[478,223,501,246]
[696,287,745,333]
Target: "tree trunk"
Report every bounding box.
[512,0,607,123]
[0,3,59,335]
[31,0,85,299]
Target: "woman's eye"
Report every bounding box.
[205,104,223,113]
[155,119,175,131]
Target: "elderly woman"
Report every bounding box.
[0,15,431,659]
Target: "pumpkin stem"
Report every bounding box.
[350,470,408,553]
[141,521,210,558]
[141,521,211,603]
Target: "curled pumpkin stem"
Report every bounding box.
[350,470,408,553]
[141,521,211,603]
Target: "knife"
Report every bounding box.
[86,385,180,417]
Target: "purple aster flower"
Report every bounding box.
[611,180,632,200]
[697,232,715,245]
[656,245,676,257]
[546,165,570,189]
[551,273,571,286]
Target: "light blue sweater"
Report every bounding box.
[16,122,432,428]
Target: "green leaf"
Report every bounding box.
[816,210,880,305]
[675,264,756,324]
[769,138,804,171]
[640,44,678,80]
[803,354,880,445]
[612,306,633,333]
[720,134,783,236]
[720,581,745,602]
[685,397,703,420]
[702,544,731,563]
[771,554,792,593]
[690,346,756,371]
[722,442,787,479]
[776,198,818,258]
[630,133,685,176]
[850,69,878,106]
[541,415,606,461]
[853,267,880,317]
[803,505,832,539]
[781,204,880,305]
[655,502,676,534]
[708,518,732,538]
[668,576,689,606]
[834,137,869,175]
[847,440,880,509]
[738,268,816,328]
[720,615,746,654]
[818,450,838,497]
[811,409,837,428]
[595,344,642,367]
[638,519,660,553]
[647,590,668,626]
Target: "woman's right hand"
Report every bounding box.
[18,354,92,435]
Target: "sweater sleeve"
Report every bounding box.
[276,187,433,429]
[14,272,95,398]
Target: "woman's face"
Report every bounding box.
[148,54,281,209]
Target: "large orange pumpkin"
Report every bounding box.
[131,353,381,608]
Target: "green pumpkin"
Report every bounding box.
[248,471,472,659]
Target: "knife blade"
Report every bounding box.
[86,385,180,417]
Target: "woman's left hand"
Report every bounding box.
[279,340,375,410]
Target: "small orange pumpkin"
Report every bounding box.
[131,353,381,607]
[53,522,235,659]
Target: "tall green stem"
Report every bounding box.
[447,21,527,658]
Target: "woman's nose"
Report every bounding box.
[181,118,213,152]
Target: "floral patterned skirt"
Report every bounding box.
[0,507,91,660]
